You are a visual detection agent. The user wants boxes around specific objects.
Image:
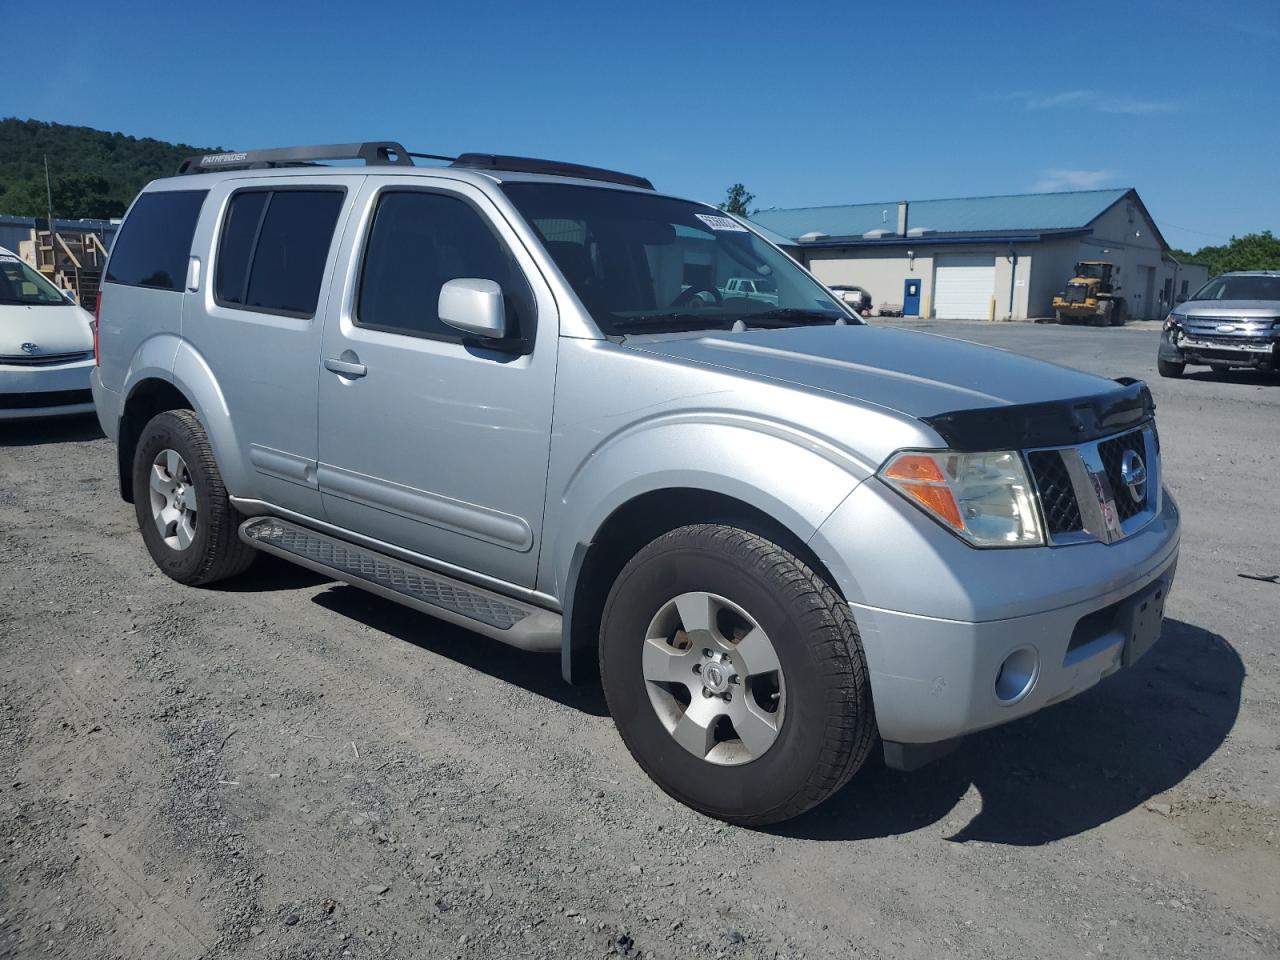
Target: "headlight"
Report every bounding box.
[1164,312,1185,333]
[879,450,1044,547]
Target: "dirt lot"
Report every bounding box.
[2,320,1277,960]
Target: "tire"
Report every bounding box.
[1209,363,1230,374]
[132,409,256,585]
[599,524,876,826]
[1110,300,1127,326]
[1157,358,1185,379]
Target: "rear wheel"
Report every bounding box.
[1157,358,1185,378]
[599,524,876,826]
[132,409,256,585]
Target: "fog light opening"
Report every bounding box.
[995,646,1039,705]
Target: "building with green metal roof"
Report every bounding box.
[748,188,1205,321]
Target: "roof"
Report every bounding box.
[749,188,1141,246]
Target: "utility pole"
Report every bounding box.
[44,154,55,239]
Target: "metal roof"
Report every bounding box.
[750,188,1134,243]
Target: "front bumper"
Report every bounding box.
[0,359,96,420]
[1160,327,1278,368]
[812,478,1180,752]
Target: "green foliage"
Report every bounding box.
[0,118,219,220]
[719,183,756,218]
[1178,231,1280,277]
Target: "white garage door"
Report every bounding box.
[933,254,995,319]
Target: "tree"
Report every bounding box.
[719,183,755,218]
[1184,231,1280,277]
[0,117,219,219]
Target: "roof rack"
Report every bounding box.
[450,153,654,190]
[175,141,654,190]
[176,141,415,175]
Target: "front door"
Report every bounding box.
[903,278,921,316]
[316,177,558,588]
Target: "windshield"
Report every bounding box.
[1075,263,1108,280]
[501,183,854,335]
[0,256,67,306]
[1191,275,1280,302]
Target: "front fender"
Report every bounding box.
[546,413,868,600]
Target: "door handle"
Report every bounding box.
[324,355,367,378]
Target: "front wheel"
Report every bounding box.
[599,524,876,826]
[1157,358,1185,378]
[132,409,256,585]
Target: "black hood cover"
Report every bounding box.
[922,378,1155,451]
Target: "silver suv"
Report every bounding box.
[1159,271,1280,377]
[93,142,1180,825]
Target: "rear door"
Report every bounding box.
[187,175,360,517]
[315,176,558,588]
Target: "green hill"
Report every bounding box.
[0,118,220,220]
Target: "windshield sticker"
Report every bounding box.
[695,213,748,233]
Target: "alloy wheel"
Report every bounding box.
[642,591,786,765]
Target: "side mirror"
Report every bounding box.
[439,278,506,340]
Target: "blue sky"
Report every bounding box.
[4,0,1276,251]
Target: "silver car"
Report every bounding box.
[92,143,1180,825]
[1159,271,1280,377]
[0,247,97,419]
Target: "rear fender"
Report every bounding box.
[169,340,250,495]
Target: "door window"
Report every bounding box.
[215,189,345,318]
[355,191,535,347]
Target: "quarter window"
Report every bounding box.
[356,191,534,346]
[215,189,344,317]
[106,190,207,291]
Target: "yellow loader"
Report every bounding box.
[1052,261,1127,326]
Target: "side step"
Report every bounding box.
[239,517,560,652]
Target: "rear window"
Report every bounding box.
[106,190,207,291]
[215,189,344,318]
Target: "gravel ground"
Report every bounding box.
[1,320,1277,960]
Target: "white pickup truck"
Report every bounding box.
[723,276,779,305]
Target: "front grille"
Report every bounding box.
[0,350,94,367]
[0,389,93,410]
[1181,316,1277,341]
[1025,426,1158,544]
[1026,450,1083,534]
[1097,430,1147,521]
[1064,283,1090,304]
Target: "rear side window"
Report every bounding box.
[106,190,207,291]
[215,189,344,318]
[356,191,534,345]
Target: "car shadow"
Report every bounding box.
[772,618,1241,845]
[213,557,605,715]
[0,413,104,446]
[212,552,332,592]
[310,582,609,717]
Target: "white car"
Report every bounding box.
[0,247,96,420]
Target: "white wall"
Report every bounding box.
[805,243,1035,320]
[1074,198,1166,319]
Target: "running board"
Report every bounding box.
[239,517,560,652]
